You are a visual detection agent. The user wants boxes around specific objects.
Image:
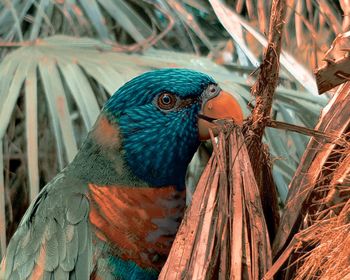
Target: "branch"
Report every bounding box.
[243,0,287,241]
[266,119,348,146]
[250,0,287,138]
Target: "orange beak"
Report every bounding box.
[198,90,243,140]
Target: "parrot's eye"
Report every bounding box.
[157,93,177,110]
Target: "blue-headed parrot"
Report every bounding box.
[1,68,243,279]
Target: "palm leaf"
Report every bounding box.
[0,139,5,257]
[0,0,152,42]
[209,0,322,95]
[0,0,214,53]
[25,63,39,203]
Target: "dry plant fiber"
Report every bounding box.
[159,123,271,280]
[293,200,350,280]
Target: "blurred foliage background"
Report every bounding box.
[0,0,346,259]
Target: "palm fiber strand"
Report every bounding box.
[159,124,271,279]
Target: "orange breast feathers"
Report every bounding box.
[88,184,185,270]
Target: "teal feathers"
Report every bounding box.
[108,257,158,280]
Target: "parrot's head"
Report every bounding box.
[98,68,243,189]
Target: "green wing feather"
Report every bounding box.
[3,172,93,280]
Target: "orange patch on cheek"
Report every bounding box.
[92,115,121,148]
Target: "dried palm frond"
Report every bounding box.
[268,71,350,280]
[219,0,346,74]
[209,0,319,95]
[273,80,350,253]
[159,123,271,280]
[294,201,350,280]
[315,30,350,93]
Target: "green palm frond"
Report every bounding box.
[0,0,217,54]
[0,0,152,42]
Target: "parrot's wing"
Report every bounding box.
[3,174,92,280]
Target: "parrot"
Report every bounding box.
[1,68,243,280]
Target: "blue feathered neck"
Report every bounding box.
[108,256,158,280]
[103,69,215,189]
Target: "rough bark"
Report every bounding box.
[243,0,287,241]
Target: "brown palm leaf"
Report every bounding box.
[159,124,271,280]
[268,61,350,280]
